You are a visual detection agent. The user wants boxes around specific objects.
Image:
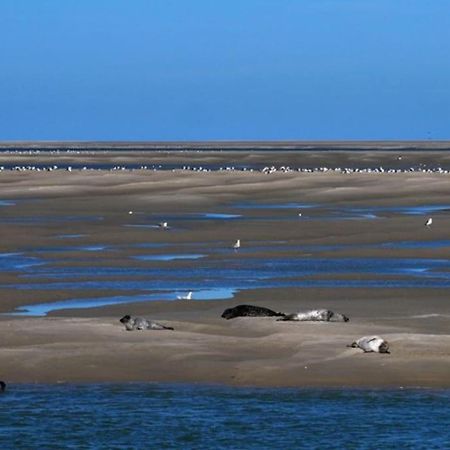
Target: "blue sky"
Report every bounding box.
[0,0,449,140]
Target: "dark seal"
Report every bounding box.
[221,304,286,320]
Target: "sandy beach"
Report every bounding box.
[0,148,449,387]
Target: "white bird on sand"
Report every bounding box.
[158,222,169,229]
[177,291,193,300]
[425,217,433,227]
[298,212,302,217]
[128,210,133,215]
[233,239,241,249]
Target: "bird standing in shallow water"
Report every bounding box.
[177,291,193,300]
[233,239,241,249]
[425,217,433,227]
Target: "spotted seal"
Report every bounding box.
[221,304,286,320]
[119,315,174,331]
[347,336,390,353]
[277,309,349,322]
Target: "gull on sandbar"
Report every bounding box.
[233,239,241,249]
[158,222,169,229]
[425,217,432,227]
[177,291,193,300]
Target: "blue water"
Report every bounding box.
[14,288,236,316]
[0,200,15,206]
[3,240,450,314]
[32,245,108,253]
[11,257,450,288]
[203,212,242,219]
[0,253,43,271]
[0,384,448,449]
[133,253,206,261]
[124,212,242,229]
[234,202,450,220]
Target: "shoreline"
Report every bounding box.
[5,381,450,390]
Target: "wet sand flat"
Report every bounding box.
[0,151,450,387]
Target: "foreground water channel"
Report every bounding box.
[0,384,449,449]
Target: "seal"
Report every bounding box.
[119,315,174,331]
[347,336,390,353]
[277,309,349,322]
[221,304,286,320]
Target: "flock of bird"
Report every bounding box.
[2,164,450,174]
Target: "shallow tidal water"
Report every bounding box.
[3,201,450,315]
[0,384,448,449]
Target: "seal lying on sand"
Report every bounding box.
[221,304,286,320]
[277,309,349,322]
[347,336,390,353]
[119,315,174,331]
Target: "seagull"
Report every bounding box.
[425,217,432,227]
[158,222,169,229]
[128,211,133,215]
[177,291,193,300]
[298,212,302,217]
[233,239,241,249]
